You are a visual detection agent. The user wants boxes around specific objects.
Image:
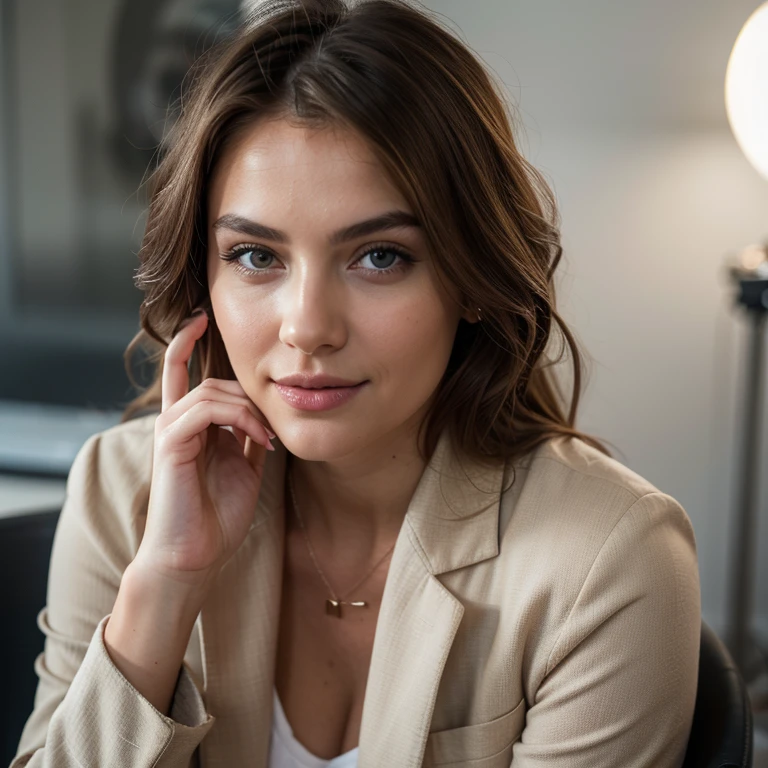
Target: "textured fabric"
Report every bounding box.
[269,687,359,768]
[11,413,701,767]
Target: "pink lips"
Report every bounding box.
[273,381,368,411]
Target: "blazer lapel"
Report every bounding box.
[194,425,505,768]
[195,442,288,768]
[358,428,506,767]
[356,523,465,767]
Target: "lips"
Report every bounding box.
[273,380,368,412]
[273,374,364,388]
[296,385,353,390]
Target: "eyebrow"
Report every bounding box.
[212,210,421,245]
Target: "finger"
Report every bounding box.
[161,374,278,438]
[161,384,275,440]
[163,401,274,456]
[199,379,278,438]
[162,311,208,413]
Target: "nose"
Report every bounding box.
[278,262,348,355]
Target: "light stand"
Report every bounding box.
[725,266,768,682]
[724,0,768,690]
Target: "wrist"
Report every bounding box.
[104,560,209,716]
[123,557,214,619]
[129,548,219,595]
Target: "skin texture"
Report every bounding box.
[206,116,480,757]
[206,116,477,563]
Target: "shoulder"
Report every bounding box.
[522,434,660,500]
[509,434,668,520]
[84,410,158,451]
[495,437,700,683]
[63,413,158,556]
[500,434,697,574]
[70,412,157,493]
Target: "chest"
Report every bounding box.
[185,492,532,768]
[273,539,389,759]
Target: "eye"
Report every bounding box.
[219,245,275,272]
[355,243,416,274]
[219,242,417,277]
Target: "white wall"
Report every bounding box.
[424,0,768,642]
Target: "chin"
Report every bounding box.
[276,424,371,463]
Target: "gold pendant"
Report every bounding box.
[325,598,368,617]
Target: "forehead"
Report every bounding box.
[207,117,408,221]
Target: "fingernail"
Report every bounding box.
[265,428,277,439]
[265,440,276,452]
[179,310,204,329]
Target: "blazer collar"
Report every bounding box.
[196,425,507,767]
[251,425,505,573]
[401,426,504,575]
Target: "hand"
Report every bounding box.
[132,309,276,590]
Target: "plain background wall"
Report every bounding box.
[420,0,768,643]
[2,0,766,644]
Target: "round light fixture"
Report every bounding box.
[725,1,768,180]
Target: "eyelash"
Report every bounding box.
[218,242,417,278]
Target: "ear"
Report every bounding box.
[461,307,481,324]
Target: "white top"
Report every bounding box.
[268,688,360,768]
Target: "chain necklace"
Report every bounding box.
[287,461,396,618]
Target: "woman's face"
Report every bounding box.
[206,116,471,461]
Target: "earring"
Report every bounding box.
[476,307,483,322]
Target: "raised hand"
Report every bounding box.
[132,309,277,590]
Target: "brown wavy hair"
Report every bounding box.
[122,0,614,468]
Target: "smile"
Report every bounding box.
[273,381,369,412]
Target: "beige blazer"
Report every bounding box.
[12,413,701,768]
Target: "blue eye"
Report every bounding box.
[221,247,275,271]
[357,245,415,272]
[219,242,417,277]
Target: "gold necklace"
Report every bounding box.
[287,462,396,618]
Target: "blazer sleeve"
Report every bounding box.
[10,427,216,768]
[511,491,702,768]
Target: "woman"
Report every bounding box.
[12,0,701,766]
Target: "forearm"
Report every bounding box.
[103,561,209,717]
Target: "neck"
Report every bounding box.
[285,432,428,567]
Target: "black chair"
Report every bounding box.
[0,508,61,768]
[683,621,754,768]
[0,507,756,768]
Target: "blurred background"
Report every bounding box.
[0,0,766,764]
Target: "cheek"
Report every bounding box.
[209,281,272,368]
[363,298,457,381]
